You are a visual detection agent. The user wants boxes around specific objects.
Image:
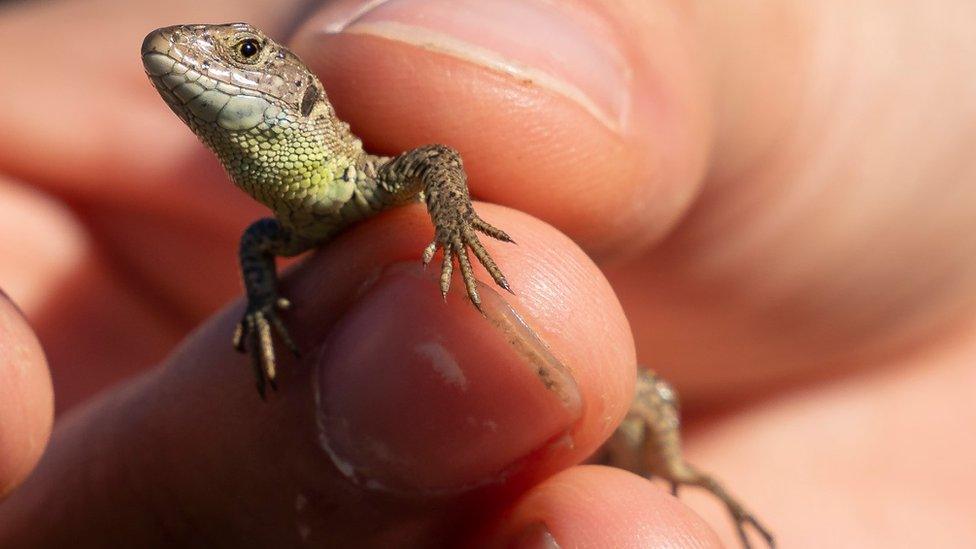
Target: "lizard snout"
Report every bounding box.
[141,26,179,59]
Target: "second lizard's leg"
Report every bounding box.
[603,368,776,548]
[232,218,313,398]
[375,145,514,309]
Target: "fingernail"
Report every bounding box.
[507,522,561,549]
[322,0,631,132]
[0,287,26,320]
[314,264,581,495]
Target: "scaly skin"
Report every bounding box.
[141,23,773,547]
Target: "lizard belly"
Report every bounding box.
[278,172,359,239]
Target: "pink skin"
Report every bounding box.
[0,0,974,547]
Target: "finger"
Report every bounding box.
[0,204,636,545]
[0,290,53,497]
[482,465,722,548]
[605,1,976,401]
[0,177,186,411]
[292,0,711,259]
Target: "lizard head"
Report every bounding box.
[140,23,364,211]
[141,22,331,134]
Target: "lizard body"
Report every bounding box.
[142,23,512,393]
[141,23,773,548]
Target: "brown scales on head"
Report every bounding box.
[141,23,364,221]
[142,23,332,125]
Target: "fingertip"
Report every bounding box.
[486,465,722,548]
[0,290,53,496]
[305,204,636,493]
[437,205,638,468]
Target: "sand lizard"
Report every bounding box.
[141,22,774,547]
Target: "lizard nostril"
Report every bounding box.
[141,26,177,57]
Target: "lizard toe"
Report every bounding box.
[472,216,515,244]
[452,236,481,308]
[236,301,298,398]
[439,245,454,299]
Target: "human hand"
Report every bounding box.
[0,0,973,547]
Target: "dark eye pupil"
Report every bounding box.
[240,40,259,58]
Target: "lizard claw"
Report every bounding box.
[233,296,299,397]
[421,242,437,267]
[726,504,776,549]
[428,214,513,308]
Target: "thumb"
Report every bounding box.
[291,0,712,260]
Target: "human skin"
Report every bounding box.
[0,0,974,547]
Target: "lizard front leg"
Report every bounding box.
[376,145,514,308]
[603,368,776,548]
[232,218,313,398]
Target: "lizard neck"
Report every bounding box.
[200,102,366,221]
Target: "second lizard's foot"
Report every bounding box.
[423,214,515,309]
[232,297,299,398]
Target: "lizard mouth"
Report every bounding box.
[141,26,281,132]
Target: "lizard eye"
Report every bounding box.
[238,39,261,59]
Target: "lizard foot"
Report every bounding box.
[232,297,299,399]
[683,473,776,549]
[422,214,515,309]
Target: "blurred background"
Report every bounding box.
[0,0,974,547]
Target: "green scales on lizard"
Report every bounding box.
[141,23,775,548]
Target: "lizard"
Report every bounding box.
[141,22,774,548]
